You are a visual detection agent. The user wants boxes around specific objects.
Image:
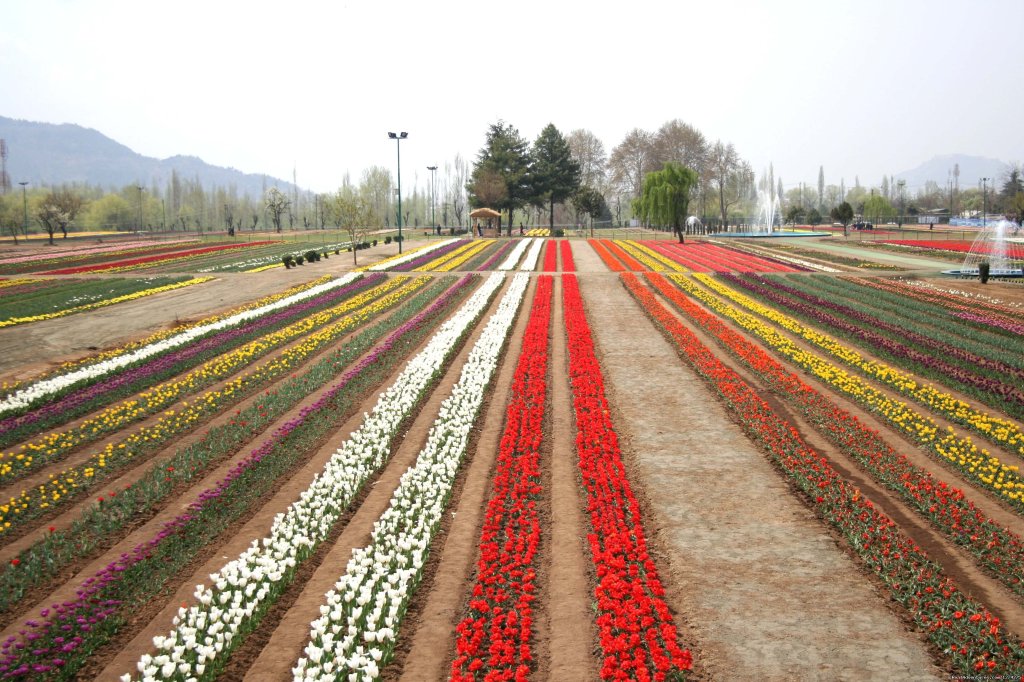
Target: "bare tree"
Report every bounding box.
[566,129,608,190]
[650,119,708,176]
[707,141,752,228]
[609,128,654,199]
[265,187,290,233]
[445,154,469,228]
[330,187,373,265]
[359,166,392,227]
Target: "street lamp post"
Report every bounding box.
[427,165,438,234]
[981,177,989,228]
[18,181,28,238]
[387,132,408,253]
[136,185,145,233]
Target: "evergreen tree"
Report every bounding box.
[530,123,581,231]
[467,121,531,235]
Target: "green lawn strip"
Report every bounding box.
[0,277,193,322]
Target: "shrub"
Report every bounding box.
[305,250,319,263]
[295,255,304,265]
[554,228,565,237]
[372,239,378,247]
[384,236,392,244]
[282,255,294,269]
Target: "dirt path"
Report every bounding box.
[576,270,943,680]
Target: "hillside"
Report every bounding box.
[894,153,1012,191]
[0,115,295,198]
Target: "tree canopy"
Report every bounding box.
[467,121,531,234]
[632,162,698,242]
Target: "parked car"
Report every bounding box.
[852,221,873,230]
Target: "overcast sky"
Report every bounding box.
[3,0,1022,195]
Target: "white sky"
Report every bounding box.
[2,0,1022,195]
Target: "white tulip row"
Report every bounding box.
[366,238,459,271]
[497,237,532,270]
[0,272,363,416]
[293,272,530,681]
[519,237,545,271]
[125,272,506,682]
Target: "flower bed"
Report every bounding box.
[294,273,530,680]
[125,273,508,681]
[618,241,686,272]
[562,274,693,680]
[588,240,626,272]
[646,272,1024,601]
[674,273,1024,506]
[543,239,558,272]
[365,238,460,272]
[41,242,277,275]
[421,240,495,272]
[622,272,1024,675]
[497,239,532,271]
[0,274,361,418]
[0,274,385,448]
[0,276,481,680]
[476,241,515,272]
[519,238,545,271]
[450,275,551,680]
[559,240,575,272]
[0,277,211,329]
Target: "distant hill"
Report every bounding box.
[894,154,1012,192]
[0,115,296,198]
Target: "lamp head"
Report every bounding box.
[399,132,408,139]
[388,132,397,139]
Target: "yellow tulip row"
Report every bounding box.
[669,273,1024,504]
[0,277,214,329]
[415,240,484,271]
[0,275,333,396]
[246,262,285,273]
[0,274,417,482]
[0,275,430,531]
[0,278,41,290]
[426,240,494,272]
[356,242,435,272]
[620,240,687,272]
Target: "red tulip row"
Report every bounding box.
[450,276,552,681]
[542,240,558,272]
[882,239,1024,259]
[42,241,276,275]
[562,274,693,681]
[649,241,802,273]
[600,240,645,270]
[559,240,575,272]
[621,272,1024,675]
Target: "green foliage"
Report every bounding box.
[863,194,897,222]
[785,204,806,224]
[632,162,698,240]
[830,201,854,227]
[282,255,294,268]
[806,207,823,225]
[573,186,609,228]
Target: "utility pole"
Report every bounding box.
[19,181,28,237]
[427,165,438,231]
[982,177,989,228]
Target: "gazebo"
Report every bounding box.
[469,207,502,238]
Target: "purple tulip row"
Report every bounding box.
[0,273,386,439]
[476,241,514,271]
[0,274,475,679]
[751,273,1024,382]
[953,311,1024,336]
[721,273,1024,410]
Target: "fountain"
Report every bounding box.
[944,219,1024,278]
[755,188,780,234]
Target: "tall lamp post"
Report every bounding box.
[387,132,408,253]
[981,177,989,228]
[136,185,145,233]
[427,165,438,233]
[18,181,28,238]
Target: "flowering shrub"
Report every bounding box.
[450,275,552,680]
[562,274,693,680]
[124,273,507,681]
[0,274,361,417]
[622,272,1024,675]
[295,273,530,680]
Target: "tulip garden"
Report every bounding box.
[0,232,1023,679]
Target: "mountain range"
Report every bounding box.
[0,115,296,198]
[0,115,1014,200]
